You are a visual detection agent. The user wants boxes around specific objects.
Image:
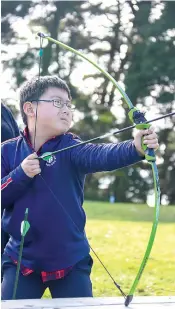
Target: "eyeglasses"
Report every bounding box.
[31,99,75,111]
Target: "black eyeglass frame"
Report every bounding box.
[31,99,75,111]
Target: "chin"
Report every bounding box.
[55,126,69,135]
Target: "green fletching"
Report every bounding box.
[20,220,30,236]
[40,152,53,161]
[20,208,30,236]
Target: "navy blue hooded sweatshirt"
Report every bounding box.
[1,103,19,255]
[1,103,19,143]
[1,131,143,271]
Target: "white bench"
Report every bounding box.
[2,296,175,308]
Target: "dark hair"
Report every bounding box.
[19,75,71,125]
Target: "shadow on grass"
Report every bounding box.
[84,201,175,223]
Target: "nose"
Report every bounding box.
[62,103,69,114]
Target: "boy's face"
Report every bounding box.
[32,87,73,136]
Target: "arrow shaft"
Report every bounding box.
[38,111,175,160]
[12,209,29,299]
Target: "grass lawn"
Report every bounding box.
[44,201,175,298]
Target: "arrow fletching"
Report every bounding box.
[20,208,30,236]
[39,152,53,161]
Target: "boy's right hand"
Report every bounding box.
[21,153,41,178]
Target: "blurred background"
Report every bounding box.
[1,0,175,205]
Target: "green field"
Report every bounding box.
[44,201,175,298]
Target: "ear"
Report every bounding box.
[23,102,35,118]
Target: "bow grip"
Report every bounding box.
[135,123,156,162]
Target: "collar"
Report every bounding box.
[21,127,64,153]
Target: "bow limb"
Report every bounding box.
[37,33,161,306]
[37,33,133,110]
[125,161,160,306]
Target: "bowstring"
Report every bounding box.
[12,36,44,299]
[34,35,43,150]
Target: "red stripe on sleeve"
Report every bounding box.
[1,177,12,190]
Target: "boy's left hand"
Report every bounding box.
[133,126,159,156]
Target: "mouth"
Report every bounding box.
[60,118,69,124]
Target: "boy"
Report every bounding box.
[1,76,159,300]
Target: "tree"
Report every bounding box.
[2,0,175,204]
